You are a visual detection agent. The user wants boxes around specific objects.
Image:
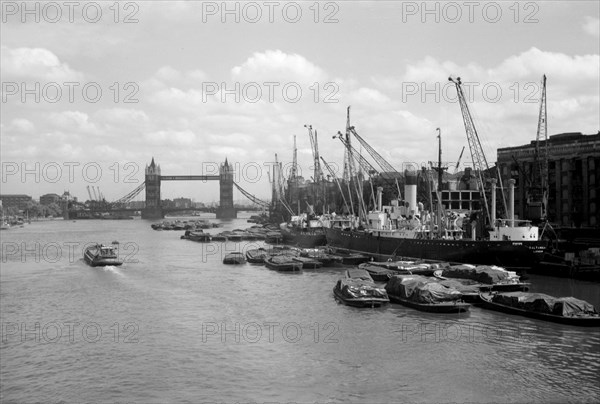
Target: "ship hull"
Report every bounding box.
[325,228,547,270]
[281,228,327,248]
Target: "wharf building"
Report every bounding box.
[40,193,61,205]
[0,194,33,211]
[497,132,600,227]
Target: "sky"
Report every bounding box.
[1,0,599,204]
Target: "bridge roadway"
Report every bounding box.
[160,175,220,181]
[73,206,262,215]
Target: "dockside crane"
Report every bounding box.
[345,107,402,199]
[321,156,351,216]
[454,146,465,174]
[334,132,378,209]
[269,153,294,219]
[342,108,368,221]
[86,185,94,202]
[306,124,328,214]
[527,74,549,221]
[286,135,300,214]
[291,135,298,181]
[449,76,496,226]
[305,125,324,183]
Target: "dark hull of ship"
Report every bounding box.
[282,229,327,248]
[325,228,547,270]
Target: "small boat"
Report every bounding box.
[246,248,268,263]
[223,252,246,265]
[479,292,600,327]
[333,268,389,308]
[181,230,211,242]
[264,256,302,272]
[84,243,123,267]
[227,233,243,242]
[339,253,370,266]
[434,278,481,303]
[300,249,343,266]
[211,234,228,242]
[292,256,323,269]
[265,231,283,244]
[439,264,530,293]
[373,260,444,276]
[267,245,299,257]
[358,263,406,281]
[385,275,470,313]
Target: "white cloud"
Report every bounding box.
[0,45,84,82]
[94,108,150,127]
[231,50,326,84]
[49,111,98,134]
[491,47,599,82]
[6,118,35,133]
[144,129,197,146]
[348,87,391,105]
[154,66,209,87]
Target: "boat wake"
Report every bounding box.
[99,265,124,276]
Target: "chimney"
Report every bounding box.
[508,179,516,227]
[404,169,418,216]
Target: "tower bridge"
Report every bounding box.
[142,157,237,219]
[66,158,269,220]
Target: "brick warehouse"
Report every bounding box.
[497,132,600,227]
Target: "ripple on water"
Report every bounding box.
[1,218,599,403]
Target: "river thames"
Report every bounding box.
[1,214,599,403]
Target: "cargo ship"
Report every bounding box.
[325,173,548,270]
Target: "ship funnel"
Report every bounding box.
[404,169,418,217]
[508,179,515,227]
[377,187,383,212]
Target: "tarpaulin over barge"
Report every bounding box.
[385,275,462,304]
[491,292,598,316]
[442,264,514,284]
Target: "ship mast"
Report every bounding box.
[290,135,299,215]
[435,128,447,237]
[306,124,325,214]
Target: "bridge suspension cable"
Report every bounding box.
[113,182,146,204]
[233,182,270,208]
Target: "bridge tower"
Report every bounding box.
[142,157,163,219]
[216,158,236,219]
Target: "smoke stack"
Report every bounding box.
[508,179,515,227]
[404,169,418,216]
[377,187,383,212]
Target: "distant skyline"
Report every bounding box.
[2,1,599,203]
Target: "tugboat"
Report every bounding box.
[280,214,328,248]
[84,242,123,267]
